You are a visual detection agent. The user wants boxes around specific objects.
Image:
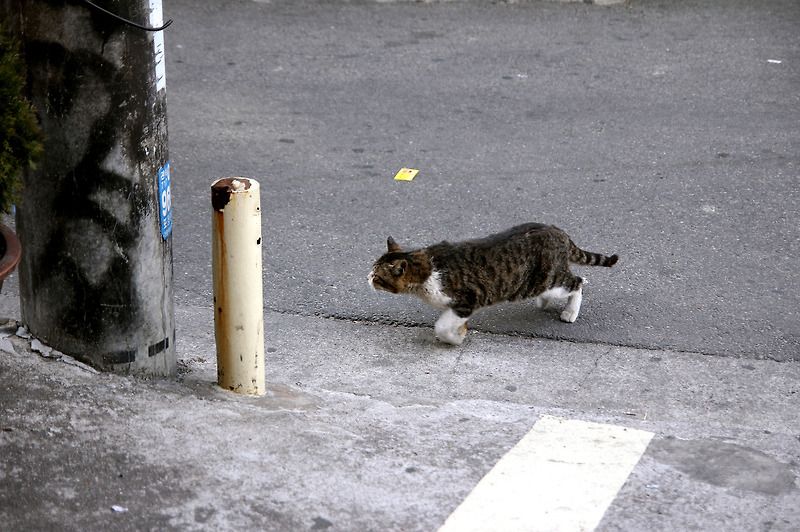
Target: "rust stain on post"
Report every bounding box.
[211,178,251,212]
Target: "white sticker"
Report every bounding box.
[150,0,166,92]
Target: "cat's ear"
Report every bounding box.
[391,260,407,277]
[387,236,405,253]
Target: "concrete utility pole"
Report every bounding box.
[2,0,175,375]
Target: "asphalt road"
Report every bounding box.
[167,0,799,361]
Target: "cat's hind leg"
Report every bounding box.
[435,308,469,345]
[560,277,584,323]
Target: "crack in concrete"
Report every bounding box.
[576,347,613,390]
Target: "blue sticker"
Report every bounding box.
[157,161,172,239]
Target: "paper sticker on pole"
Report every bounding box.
[157,161,172,239]
[211,178,265,395]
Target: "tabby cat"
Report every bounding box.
[368,223,618,345]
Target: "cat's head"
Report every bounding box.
[368,237,413,294]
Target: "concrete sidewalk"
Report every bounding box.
[1,308,798,531]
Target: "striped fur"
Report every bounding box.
[369,223,617,345]
[569,242,618,267]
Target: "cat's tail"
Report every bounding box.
[569,242,618,267]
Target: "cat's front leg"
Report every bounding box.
[435,308,468,345]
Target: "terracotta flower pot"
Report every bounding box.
[0,223,21,294]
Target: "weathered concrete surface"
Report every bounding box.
[1,310,799,531]
[3,0,174,375]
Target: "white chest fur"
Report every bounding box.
[404,270,452,309]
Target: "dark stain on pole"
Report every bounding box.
[211,178,251,212]
[4,0,175,375]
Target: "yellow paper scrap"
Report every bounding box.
[394,168,418,181]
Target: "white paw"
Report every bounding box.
[435,309,468,346]
[560,288,582,323]
[437,321,467,345]
[437,330,465,345]
[560,309,579,323]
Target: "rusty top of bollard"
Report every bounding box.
[211,178,252,212]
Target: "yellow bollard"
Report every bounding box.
[211,177,266,395]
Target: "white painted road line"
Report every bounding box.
[438,415,654,532]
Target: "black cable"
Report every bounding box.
[81,0,173,32]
